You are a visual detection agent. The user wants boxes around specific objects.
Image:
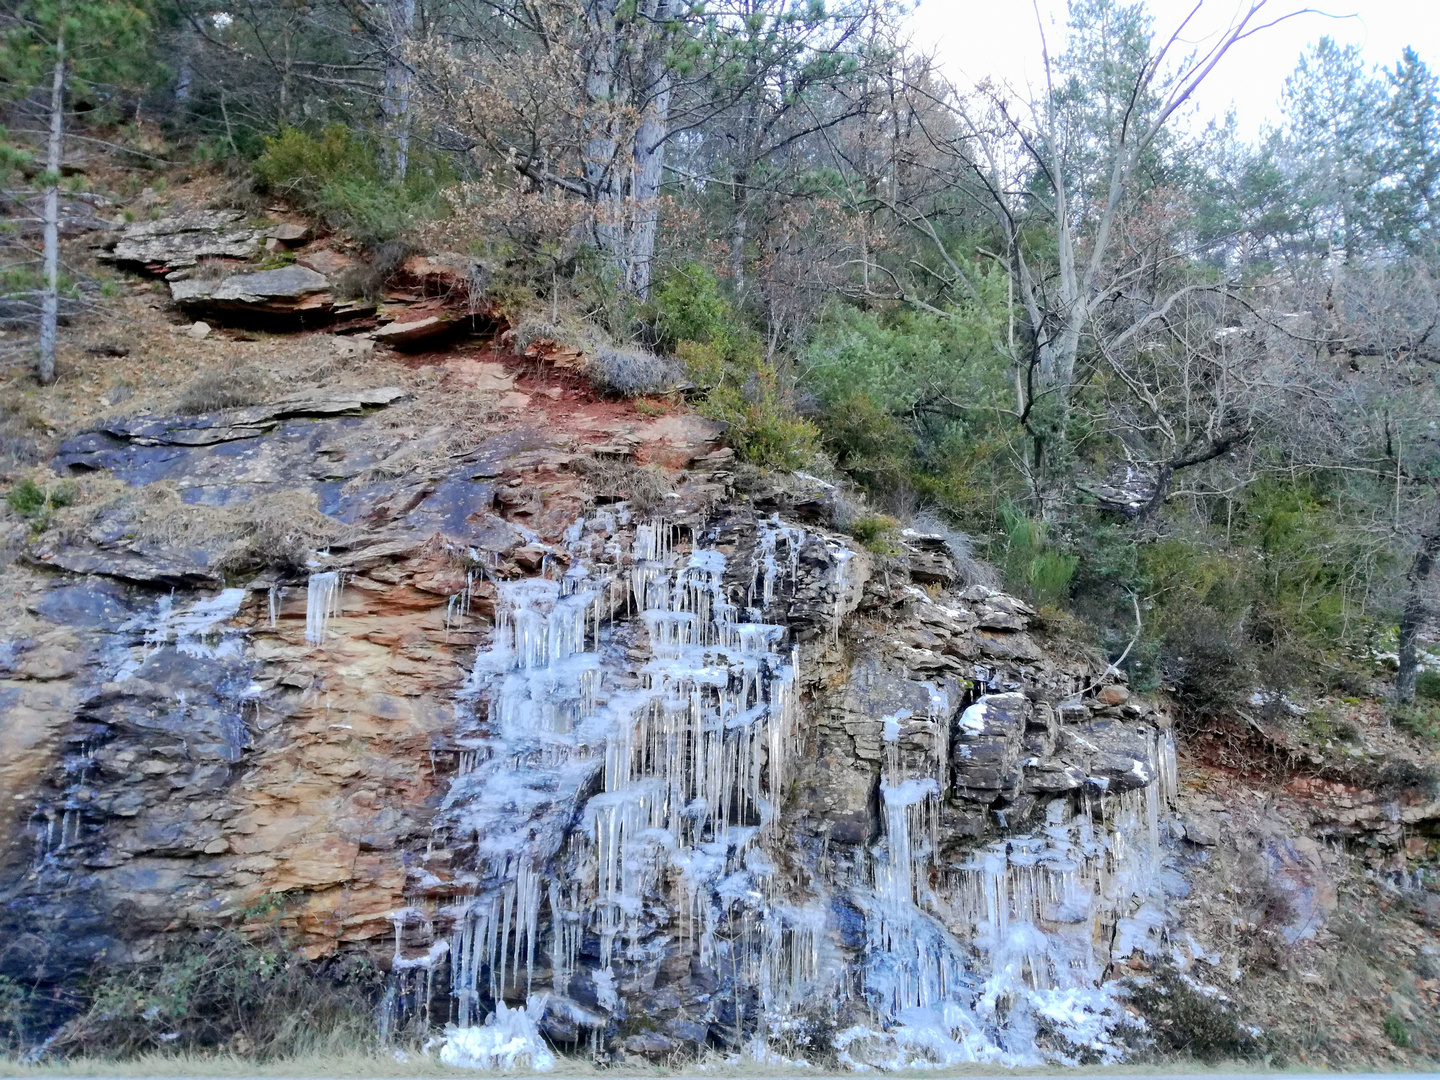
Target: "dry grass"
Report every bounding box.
[378,378,506,462]
[1,473,352,580]
[1166,790,1440,1069]
[175,366,270,415]
[211,490,356,577]
[572,457,676,515]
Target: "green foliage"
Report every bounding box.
[701,362,820,470]
[254,127,449,246]
[999,507,1077,609]
[5,478,47,517]
[849,513,902,557]
[1392,701,1440,742]
[5,477,75,531]
[1384,1012,1412,1048]
[0,0,153,99]
[649,263,818,470]
[803,291,1014,519]
[1415,670,1440,701]
[649,263,736,355]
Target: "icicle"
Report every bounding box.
[305,571,342,645]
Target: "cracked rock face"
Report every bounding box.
[0,389,1206,1065]
[99,210,262,273]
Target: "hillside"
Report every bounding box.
[0,156,1436,1069]
[2,0,1440,1069]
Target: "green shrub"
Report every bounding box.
[5,477,75,531]
[5,477,47,517]
[253,126,449,246]
[817,391,915,490]
[1384,1012,1411,1048]
[649,263,735,353]
[701,363,819,471]
[1392,702,1440,742]
[849,513,902,556]
[1416,670,1440,701]
[802,294,1013,521]
[999,507,1076,608]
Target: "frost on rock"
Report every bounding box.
[407,512,1179,1069]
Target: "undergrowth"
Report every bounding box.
[253,127,450,247]
[1122,966,1266,1063]
[31,928,388,1061]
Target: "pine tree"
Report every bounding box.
[1,0,151,383]
[1379,48,1440,256]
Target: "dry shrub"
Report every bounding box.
[1123,966,1266,1062]
[213,490,355,578]
[510,313,600,357]
[912,511,1003,589]
[586,345,681,397]
[1162,607,1255,719]
[176,365,269,415]
[333,239,417,301]
[573,456,675,515]
[48,927,389,1060]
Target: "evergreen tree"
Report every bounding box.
[2,0,151,382]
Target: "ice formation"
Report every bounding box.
[440,999,556,1071]
[305,571,343,645]
[421,513,1180,1069]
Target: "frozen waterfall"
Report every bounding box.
[420,513,1179,1069]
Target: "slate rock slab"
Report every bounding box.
[170,264,334,320]
[100,210,261,272]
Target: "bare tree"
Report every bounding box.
[882,1,1313,512]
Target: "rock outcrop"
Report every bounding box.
[0,360,1194,1068]
[99,210,262,274]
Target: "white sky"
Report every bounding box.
[910,0,1440,138]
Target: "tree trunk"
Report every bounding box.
[729,174,746,290]
[38,33,65,387]
[582,0,622,268]
[380,0,416,180]
[627,0,678,297]
[175,17,197,104]
[1396,525,1440,704]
